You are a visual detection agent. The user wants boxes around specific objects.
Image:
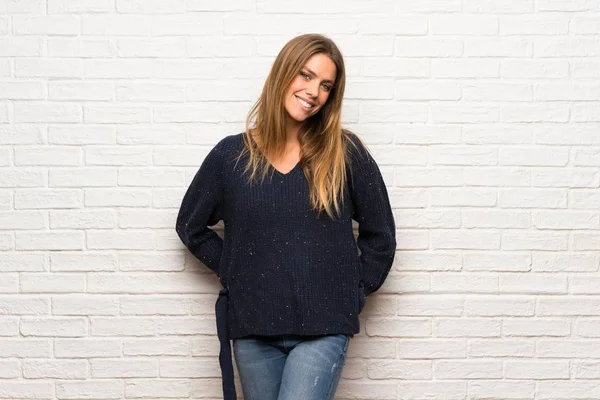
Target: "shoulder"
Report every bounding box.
[213,132,244,152]
[343,129,372,165]
[205,132,245,161]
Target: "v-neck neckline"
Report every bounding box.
[271,160,301,177]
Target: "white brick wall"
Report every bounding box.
[0,0,599,398]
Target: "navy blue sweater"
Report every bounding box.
[176,132,396,399]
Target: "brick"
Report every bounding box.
[51,252,116,272]
[465,296,535,316]
[0,318,19,336]
[538,339,600,358]
[538,297,600,316]
[125,379,189,398]
[14,101,82,122]
[464,252,531,272]
[55,381,122,399]
[499,273,568,294]
[431,230,501,250]
[118,168,185,187]
[87,272,217,293]
[52,295,119,315]
[85,189,151,207]
[366,318,431,337]
[500,15,568,35]
[23,359,88,379]
[0,382,53,398]
[537,381,600,399]
[395,38,463,57]
[462,210,529,229]
[0,168,46,188]
[367,360,431,379]
[0,125,45,144]
[117,251,185,272]
[397,295,463,316]
[532,211,599,230]
[20,317,87,337]
[86,147,152,166]
[504,318,570,337]
[469,339,535,357]
[435,360,502,379]
[465,38,532,57]
[0,359,19,378]
[498,189,567,208]
[20,273,85,293]
[0,81,45,100]
[84,105,151,124]
[50,209,116,229]
[15,146,82,166]
[502,231,568,250]
[0,253,46,272]
[118,38,186,58]
[49,81,114,101]
[49,126,116,145]
[431,273,498,293]
[0,38,43,56]
[430,15,498,35]
[120,296,189,315]
[126,338,190,356]
[16,231,83,250]
[48,37,114,57]
[12,15,80,35]
[534,168,599,188]
[87,230,154,250]
[48,0,114,13]
[0,339,50,357]
[160,358,220,378]
[0,211,45,229]
[435,318,501,337]
[91,359,158,378]
[54,339,121,358]
[49,168,117,187]
[470,381,534,398]
[532,252,598,272]
[15,59,83,78]
[117,0,185,13]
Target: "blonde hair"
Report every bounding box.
[236,33,363,220]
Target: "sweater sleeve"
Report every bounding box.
[175,140,225,276]
[347,133,397,297]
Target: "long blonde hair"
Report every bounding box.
[237,33,363,220]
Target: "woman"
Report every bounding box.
[176,33,396,400]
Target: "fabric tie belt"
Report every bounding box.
[216,287,237,400]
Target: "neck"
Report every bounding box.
[285,117,302,145]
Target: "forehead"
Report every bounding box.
[303,53,336,82]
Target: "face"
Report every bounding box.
[283,53,337,128]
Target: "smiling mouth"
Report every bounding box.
[295,95,315,110]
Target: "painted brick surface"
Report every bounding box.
[1,1,599,399]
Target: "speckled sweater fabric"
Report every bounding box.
[175,132,396,399]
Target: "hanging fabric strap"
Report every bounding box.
[215,287,236,400]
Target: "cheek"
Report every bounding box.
[319,93,331,107]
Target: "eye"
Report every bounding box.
[322,83,332,91]
[301,72,310,79]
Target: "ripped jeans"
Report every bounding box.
[233,333,349,400]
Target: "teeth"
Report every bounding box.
[296,96,313,108]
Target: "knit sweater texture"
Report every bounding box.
[175,131,396,398]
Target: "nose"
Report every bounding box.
[306,81,319,98]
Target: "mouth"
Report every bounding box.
[295,95,315,110]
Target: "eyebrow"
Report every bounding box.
[303,67,335,85]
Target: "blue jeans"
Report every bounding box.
[233,333,350,400]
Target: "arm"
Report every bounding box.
[347,133,397,296]
[175,140,225,276]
